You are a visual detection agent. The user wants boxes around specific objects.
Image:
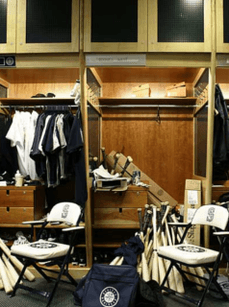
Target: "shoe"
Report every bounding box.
[46,93,55,98]
[47,229,57,242]
[78,249,86,267]
[39,229,48,240]
[31,93,46,98]
[12,235,29,247]
[1,232,16,241]
[71,250,79,265]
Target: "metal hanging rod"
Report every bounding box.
[98,104,198,108]
[0,105,79,109]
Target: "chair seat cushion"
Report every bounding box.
[11,239,71,260]
[157,244,219,265]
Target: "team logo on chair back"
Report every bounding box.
[100,287,119,307]
[61,204,70,218]
[206,207,215,222]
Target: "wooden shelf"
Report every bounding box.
[93,242,122,248]
[98,97,197,106]
[93,224,139,229]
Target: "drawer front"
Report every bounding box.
[0,190,34,207]
[93,208,139,228]
[93,191,147,208]
[0,207,34,224]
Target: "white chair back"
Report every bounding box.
[47,202,81,226]
[191,204,229,230]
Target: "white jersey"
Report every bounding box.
[6,110,39,180]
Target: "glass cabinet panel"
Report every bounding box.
[217,0,229,52]
[0,0,16,53]
[0,0,7,44]
[17,0,79,53]
[84,0,147,52]
[91,0,138,43]
[148,0,211,52]
[158,0,204,43]
[26,0,72,44]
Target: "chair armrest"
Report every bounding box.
[62,226,84,232]
[213,231,229,237]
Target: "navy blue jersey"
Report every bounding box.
[67,109,87,209]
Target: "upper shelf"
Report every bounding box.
[98,97,197,106]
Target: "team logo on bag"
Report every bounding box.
[100,287,119,307]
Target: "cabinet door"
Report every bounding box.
[217,0,229,52]
[148,0,211,52]
[0,0,16,53]
[84,0,147,52]
[16,0,79,53]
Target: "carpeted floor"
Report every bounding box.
[0,279,76,307]
[0,279,228,307]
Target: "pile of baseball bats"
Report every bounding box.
[110,202,205,294]
[0,238,35,294]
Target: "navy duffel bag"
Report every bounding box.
[74,263,139,307]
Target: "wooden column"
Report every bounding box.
[204,0,216,248]
[79,0,92,267]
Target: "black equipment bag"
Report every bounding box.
[74,263,139,307]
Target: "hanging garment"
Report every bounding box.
[0,115,18,177]
[6,111,39,180]
[66,109,87,209]
[30,112,47,178]
[213,84,229,180]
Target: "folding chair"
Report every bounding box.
[157,204,229,307]
[10,202,84,307]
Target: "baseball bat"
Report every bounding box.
[137,208,144,241]
[116,257,124,265]
[0,258,13,293]
[101,147,108,170]
[141,251,150,282]
[137,254,142,276]
[157,233,168,287]
[0,271,4,290]
[143,208,151,233]
[89,156,98,162]
[152,206,159,283]
[110,256,122,265]
[111,152,120,175]
[0,239,35,281]
[165,219,185,294]
[2,254,21,286]
[120,156,133,176]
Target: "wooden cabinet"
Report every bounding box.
[0,0,17,53]
[92,185,148,251]
[93,185,148,229]
[148,0,211,52]
[0,186,45,225]
[17,0,79,53]
[0,0,79,54]
[84,0,211,53]
[84,0,147,52]
[216,0,229,53]
[92,66,208,204]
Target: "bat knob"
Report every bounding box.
[127,156,133,163]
